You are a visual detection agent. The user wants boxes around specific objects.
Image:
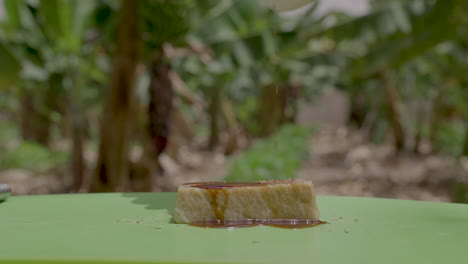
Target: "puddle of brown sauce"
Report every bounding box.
[190,219,327,229]
[184,181,326,229]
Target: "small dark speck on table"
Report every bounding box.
[354,219,359,222]
[155,226,163,229]
[344,229,349,233]
[252,240,260,244]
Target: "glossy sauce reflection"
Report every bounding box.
[190,219,327,229]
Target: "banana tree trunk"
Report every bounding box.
[452,120,468,203]
[463,122,468,156]
[20,89,36,141]
[349,93,367,128]
[412,101,429,154]
[258,83,295,137]
[379,70,405,151]
[283,82,300,123]
[221,98,242,155]
[429,92,443,153]
[19,86,52,146]
[208,87,221,150]
[165,101,195,162]
[68,72,86,191]
[92,0,139,192]
[147,56,173,179]
[413,126,422,154]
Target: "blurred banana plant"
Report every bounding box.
[313,0,468,151]
[0,42,20,90]
[260,0,316,12]
[0,0,107,190]
[174,0,342,137]
[318,0,467,78]
[179,0,467,149]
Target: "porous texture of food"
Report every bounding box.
[174,179,319,224]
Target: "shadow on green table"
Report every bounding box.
[121,192,176,223]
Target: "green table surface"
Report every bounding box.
[1,193,467,264]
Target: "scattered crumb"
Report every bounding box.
[338,217,343,220]
[136,220,143,224]
[155,226,163,229]
[354,219,359,222]
[344,229,349,233]
[252,240,260,244]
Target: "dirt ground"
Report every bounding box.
[300,127,467,202]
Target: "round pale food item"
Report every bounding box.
[259,0,316,11]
